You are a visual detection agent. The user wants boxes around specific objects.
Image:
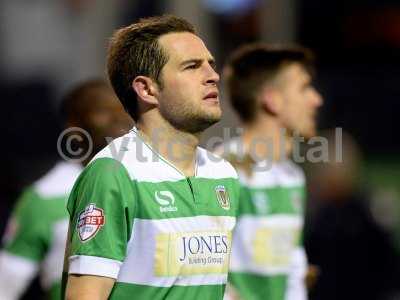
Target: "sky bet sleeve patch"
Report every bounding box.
[77,203,105,242]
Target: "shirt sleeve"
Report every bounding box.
[66,157,136,279]
[285,247,308,300]
[3,188,49,261]
[0,188,47,299]
[285,185,308,300]
[297,185,307,246]
[0,251,39,300]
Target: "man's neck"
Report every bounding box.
[137,113,200,177]
[241,115,292,162]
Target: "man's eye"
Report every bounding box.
[186,64,198,70]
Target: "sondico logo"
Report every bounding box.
[154,191,178,213]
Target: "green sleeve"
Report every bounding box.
[298,185,307,246]
[4,188,50,262]
[67,157,136,263]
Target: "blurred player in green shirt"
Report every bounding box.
[221,44,323,300]
[0,79,132,300]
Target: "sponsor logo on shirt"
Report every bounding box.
[252,226,299,270]
[77,203,105,242]
[154,191,178,213]
[154,231,232,276]
[215,185,230,210]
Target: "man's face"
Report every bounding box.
[80,87,134,150]
[276,63,322,138]
[156,32,221,133]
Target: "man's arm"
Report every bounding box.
[65,275,115,300]
[0,189,46,299]
[285,247,308,300]
[0,251,39,300]
[63,158,136,298]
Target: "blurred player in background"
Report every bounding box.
[0,79,133,300]
[221,44,322,300]
[63,15,240,300]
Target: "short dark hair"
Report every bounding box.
[224,43,315,123]
[107,15,196,121]
[60,78,109,122]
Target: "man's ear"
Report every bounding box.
[260,88,283,116]
[132,76,159,105]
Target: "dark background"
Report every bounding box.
[0,0,399,299]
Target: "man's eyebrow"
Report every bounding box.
[180,57,216,66]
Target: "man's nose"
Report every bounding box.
[311,88,323,107]
[205,64,220,85]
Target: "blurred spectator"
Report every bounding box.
[305,130,400,300]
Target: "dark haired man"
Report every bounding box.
[63,15,240,300]
[221,44,322,300]
[0,79,132,300]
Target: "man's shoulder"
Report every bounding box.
[33,161,82,199]
[81,157,130,185]
[213,139,306,188]
[88,131,174,183]
[91,131,133,162]
[88,131,141,178]
[197,147,238,180]
[277,160,305,184]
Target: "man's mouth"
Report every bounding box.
[203,91,219,102]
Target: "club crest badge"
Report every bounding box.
[215,185,230,210]
[77,203,105,242]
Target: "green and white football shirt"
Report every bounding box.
[223,140,307,300]
[0,162,82,300]
[64,128,240,299]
